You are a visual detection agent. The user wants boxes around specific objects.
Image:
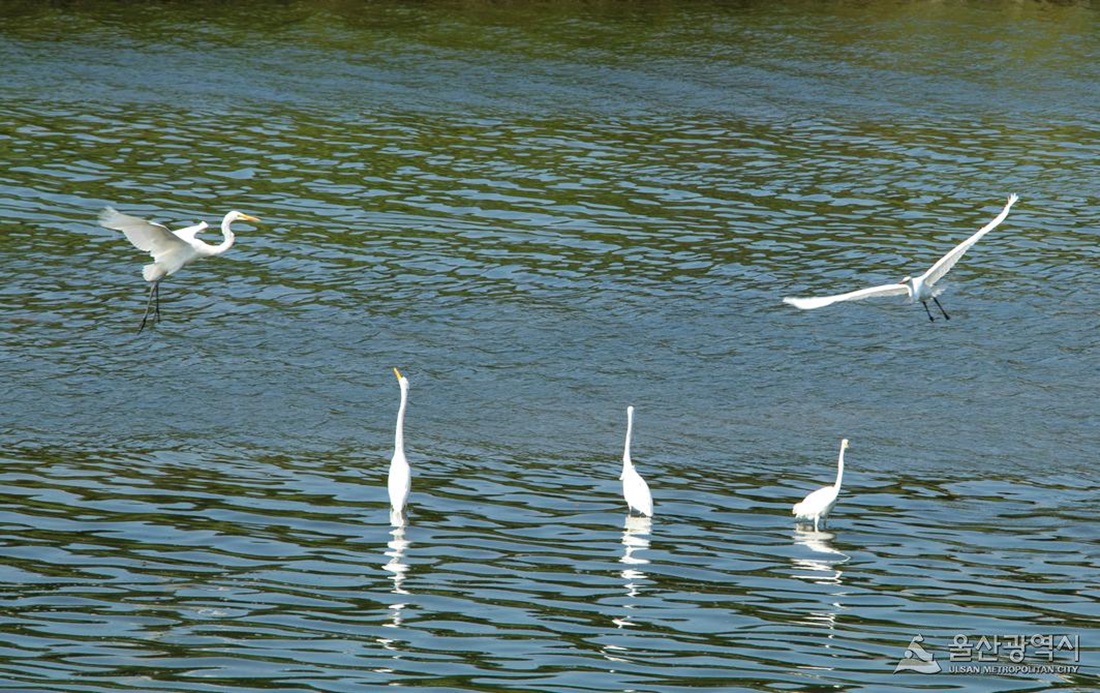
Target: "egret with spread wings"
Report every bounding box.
[99,207,259,331]
[783,194,1018,321]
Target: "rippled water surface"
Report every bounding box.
[2,1,1099,690]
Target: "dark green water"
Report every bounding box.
[1,1,1098,690]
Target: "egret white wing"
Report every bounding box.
[783,282,909,310]
[172,221,209,243]
[793,485,838,517]
[922,193,1018,286]
[623,469,653,517]
[99,207,189,257]
[388,457,411,513]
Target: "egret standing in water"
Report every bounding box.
[783,194,1018,321]
[98,207,260,331]
[793,439,848,532]
[389,368,411,526]
[620,406,653,517]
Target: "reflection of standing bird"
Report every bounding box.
[620,406,653,517]
[389,368,411,525]
[99,207,259,331]
[783,194,1019,321]
[384,524,410,596]
[793,439,848,531]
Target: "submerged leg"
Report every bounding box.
[389,507,406,528]
[921,301,935,322]
[138,281,159,333]
[932,296,950,320]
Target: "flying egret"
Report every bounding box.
[783,194,1019,321]
[98,207,260,332]
[792,438,848,532]
[389,368,411,526]
[620,406,653,517]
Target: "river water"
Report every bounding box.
[1,1,1098,690]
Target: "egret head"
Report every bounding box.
[841,439,849,450]
[393,368,408,388]
[228,211,260,223]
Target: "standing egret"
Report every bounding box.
[783,194,1018,321]
[620,406,653,517]
[389,368,411,526]
[98,207,260,331]
[793,439,848,532]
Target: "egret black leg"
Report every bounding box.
[921,301,935,322]
[932,296,950,320]
[138,281,159,333]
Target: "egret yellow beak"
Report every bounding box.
[237,213,260,223]
[393,367,403,380]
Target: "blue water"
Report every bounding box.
[1,1,1098,690]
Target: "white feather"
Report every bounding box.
[783,283,909,310]
[388,369,412,523]
[793,439,847,532]
[621,406,653,517]
[782,194,1019,314]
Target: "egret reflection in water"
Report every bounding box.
[791,527,849,578]
[381,524,411,638]
[384,524,411,597]
[613,514,652,629]
[791,528,849,633]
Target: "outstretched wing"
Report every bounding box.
[783,283,910,310]
[99,207,189,259]
[922,193,1019,286]
[172,221,209,243]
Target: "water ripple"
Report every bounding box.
[3,1,1100,690]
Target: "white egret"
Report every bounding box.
[389,367,411,525]
[783,194,1019,321]
[98,207,260,331]
[620,406,653,517]
[792,438,848,532]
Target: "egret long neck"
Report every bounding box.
[834,445,846,490]
[394,385,408,457]
[622,409,634,471]
[214,214,237,254]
